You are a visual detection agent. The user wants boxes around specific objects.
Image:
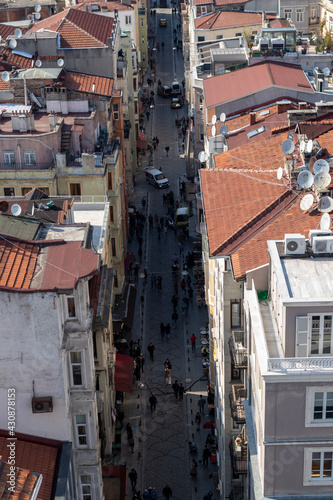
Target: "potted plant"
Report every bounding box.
[325,31,332,52]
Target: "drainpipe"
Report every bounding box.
[23,75,28,106]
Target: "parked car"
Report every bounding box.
[171,97,182,109]
[159,18,167,27]
[157,85,172,97]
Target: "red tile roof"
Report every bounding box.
[0,47,33,70]
[61,71,113,97]
[0,237,99,291]
[0,458,40,498]
[195,11,261,30]
[203,61,314,109]
[193,0,213,5]
[27,8,114,48]
[74,1,133,11]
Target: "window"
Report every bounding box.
[111,237,117,257]
[199,95,203,112]
[284,9,292,19]
[306,387,333,427]
[21,187,32,196]
[125,15,131,24]
[114,269,118,288]
[3,150,15,165]
[141,36,145,44]
[142,53,146,62]
[113,103,119,121]
[216,35,223,40]
[75,414,88,446]
[197,6,207,16]
[304,448,333,485]
[296,315,333,356]
[67,296,76,318]
[231,300,241,328]
[199,125,204,142]
[69,183,81,196]
[80,475,92,500]
[311,7,317,18]
[70,351,82,386]
[108,172,113,190]
[3,187,15,196]
[252,31,258,35]
[140,19,144,27]
[24,150,36,165]
[38,187,50,196]
[197,36,205,43]
[235,32,242,37]
[109,205,114,223]
[296,9,304,23]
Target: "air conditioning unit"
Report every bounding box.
[32,396,53,414]
[285,234,306,255]
[312,236,333,254]
[309,229,332,247]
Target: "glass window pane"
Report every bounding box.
[326,392,333,419]
[67,297,76,317]
[71,352,81,363]
[311,452,321,477]
[72,365,82,385]
[314,392,324,419]
[81,475,91,484]
[311,316,320,354]
[323,453,332,477]
[76,414,86,424]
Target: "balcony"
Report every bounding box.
[0,162,54,170]
[229,438,247,475]
[229,385,246,424]
[309,16,319,25]
[229,331,247,369]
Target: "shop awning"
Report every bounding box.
[136,137,147,149]
[115,354,134,393]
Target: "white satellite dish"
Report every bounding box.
[219,125,228,135]
[11,204,22,217]
[27,14,34,20]
[211,125,216,137]
[35,12,41,19]
[323,67,331,77]
[31,204,35,217]
[57,58,64,67]
[35,59,42,68]
[9,39,17,49]
[300,193,314,211]
[320,212,331,230]
[14,28,22,38]
[318,196,333,213]
[298,170,314,189]
[35,4,41,12]
[277,167,283,180]
[2,71,10,82]
[220,112,226,122]
[313,159,330,174]
[300,140,306,153]
[212,114,217,125]
[306,140,313,153]
[198,151,207,163]
[281,139,295,155]
[314,172,331,189]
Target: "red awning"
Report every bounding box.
[115,354,134,393]
[136,137,147,149]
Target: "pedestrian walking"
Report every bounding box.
[180,278,186,293]
[172,310,178,328]
[143,489,150,500]
[151,487,158,500]
[157,276,162,290]
[164,366,172,385]
[190,459,198,477]
[129,468,138,489]
[179,383,185,399]
[137,353,145,373]
[126,422,133,436]
[165,322,171,341]
[162,485,172,499]
[202,445,211,467]
[172,380,180,399]
[195,412,201,430]
[160,322,165,340]
[190,334,196,352]
[134,363,141,381]
[147,342,155,361]
[198,395,206,414]
[165,145,170,156]
[149,394,157,412]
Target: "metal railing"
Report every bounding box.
[267,357,333,372]
[0,162,54,170]
[229,331,248,369]
[229,439,247,475]
[229,385,247,424]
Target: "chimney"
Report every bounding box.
[277,100,292,114]
[288,109,317,126]
[250,112,256,126]
[48,112,57,132]
[298,102,307,110]
[315,102,333,116]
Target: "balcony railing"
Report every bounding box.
[0,162,54,170]
[229,439,247,475]
[309,16,319,25]
[267,357,333,372]
[229,385,246,424]
[229,331,247,369]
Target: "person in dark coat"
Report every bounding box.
[162,484,173,499]
[129,468,138,489]
[172,380,180,399]
[149,394,157,412]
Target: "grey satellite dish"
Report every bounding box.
[298,170,314,189]
[219,125,228,135]
[320,212,331,230]
[277,167,283,180]
[11,204,22,217]
[14,28,22,38]
[281,139,295,155]
[211,125,216,137]
[314,172,331,189]
[35,59,42,68]
[198,151,207,163]
[300,193,314,211]
[220,112,226,122]
[300,140,306,153]
[313,159,330,174]
[318,196,333,213]
[307,140,313,153]
[57,58,64,67]
[35,4,41,12]
[27,14,34,20]
[35,12,41,19]
[9,39,17,49]
[2,71,10,82]
[212,114,217,125]
[323,67,331,77]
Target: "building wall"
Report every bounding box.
[195,23,262,43]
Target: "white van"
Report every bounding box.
[145,168,169,189]
[171,80,181,95]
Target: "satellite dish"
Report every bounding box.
[300,140,306,153]
[320,212,331,230]
[313,159,330,174]
[35,59,42,68]
[300,193,314,211]
[27,14,33,20]
[0,201,9,212]
[220,112,226,122]
[323,67,331,77]
[9,39,17,49]
[212,114,217,125]
[318,196,333,213]
[57,58,64,67]
[11,204,22,217]
[2,71,10,82]
[219,125,228,135]
[198,151,207,163]
[14,28,22,38]
[31,204,35,217]
[281,139,295,155]
[314,172,331,189]
[298,170,314,189]
[277,167,283,180]
[307,140,313,153]
[35,4,41,12]
[211,125,216,137]
[35,12,41,19]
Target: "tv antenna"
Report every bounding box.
[281,139,295,155]
[11,204,22,217]
[320,212,331,230]
[314,172,331,189]
[212,114,217,125]
[220,112,226,122]
[219,125,228,135]
[313,159,330,174]
[300,193,314,211]
[298,170,314,189]
[277,167,283,180]
[211,125,216,137]
[318,196,333,213]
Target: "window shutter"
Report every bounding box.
[295,316,309,357]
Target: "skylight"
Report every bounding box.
[247,125,266,139]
